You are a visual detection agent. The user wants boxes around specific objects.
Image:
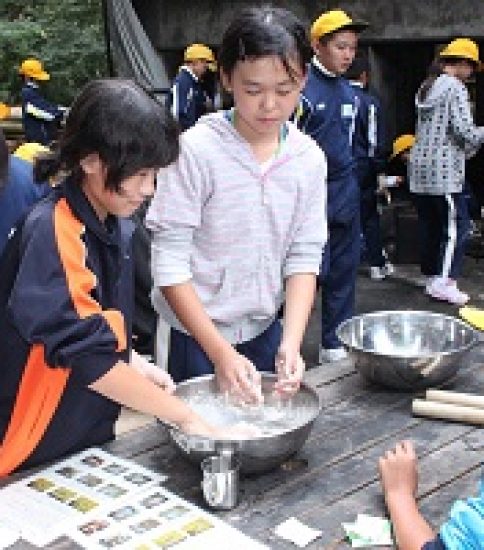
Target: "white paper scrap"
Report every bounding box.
[274,516,322,548]
[0,520,20,549]
[342,513,393,547]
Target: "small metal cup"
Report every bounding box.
[200,454,240,510]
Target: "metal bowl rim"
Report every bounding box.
[169,373,322,442]
[336,310,478,358]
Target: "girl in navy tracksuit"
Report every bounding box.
[0,79,218,476]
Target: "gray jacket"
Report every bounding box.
[409,73,484,195]
[146,112,327,344]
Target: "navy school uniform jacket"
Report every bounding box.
[0,177,134,471]
[20,82,64,145]
[0,155,50,256]
[296,59,359,223]
[168,66,207,131]
[349,82,386,189]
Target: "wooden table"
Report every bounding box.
[7,347,484,549]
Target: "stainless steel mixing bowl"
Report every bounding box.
[167,374,321,474]
[336,310,478,391]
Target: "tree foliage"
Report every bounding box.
[0,0,107,105]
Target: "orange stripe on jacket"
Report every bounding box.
[54,198,127,351]
[0,198,127,476]
[0,345,70,477]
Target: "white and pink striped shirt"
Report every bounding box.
[146,112,327,343]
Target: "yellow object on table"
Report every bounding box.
[459,306,484,331]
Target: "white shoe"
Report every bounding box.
[424,276,437,293]
[369,262,394,281]
[319,346,348,363]
[425,278,469,306]
[384,262,394,276]
[369,265,386,280]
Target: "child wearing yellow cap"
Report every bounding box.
[295,9,367,363]
[18,58,65,146]
[409,38,484,305]
[168,44,215,131]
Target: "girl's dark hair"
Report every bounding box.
[418,56,472,101]
[35,79,179,191]
[217,6,312,81]
[418,58,446,102]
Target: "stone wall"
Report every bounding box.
[133,0,484,50]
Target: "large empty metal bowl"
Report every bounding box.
[167,374,321,473]
[336,311,477,390]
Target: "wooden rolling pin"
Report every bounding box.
[425,389,484,409]
[412,399,484,425]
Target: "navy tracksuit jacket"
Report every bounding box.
[350,82,387,267]
[0,155,50,256]
[20,82,64,145]
[168,66,208,131]
[0,178,134,470]
[296,59,360,349]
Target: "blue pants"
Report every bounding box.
[422,535,445,550]
[167,320,282,383]
[320,212,361,349]
[360,187,386,267]
[414,192,470,279]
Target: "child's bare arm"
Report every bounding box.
[378,440,435,550]
[276,273,316,395]
[162,282,262,403]
[89,360,213,435]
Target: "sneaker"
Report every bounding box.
[369,265,386,280]
[425,278,470,306]
[383,261,394,276]
[369,262,394,281]
[319,346,348,363]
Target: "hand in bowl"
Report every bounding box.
[274,346,305,397]
[214,349,263,405]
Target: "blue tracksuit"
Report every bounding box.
[350,82,387,267]
[296,59,361,349]
[20,82,64,145]
[168,66,208,131]
[0,155,50,257]
[0,177,134,470]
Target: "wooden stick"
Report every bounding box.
[425,389,484,410]
[412,399,484,425]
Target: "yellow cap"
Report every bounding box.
[310,9,368,41]
[18,58,50,81]
[0,102,11,120]
[13,142,50,164]
[184,44,215,63]
[391,134,415,159]
[440,38,480,64]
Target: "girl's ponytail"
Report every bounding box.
[418,58,445,102]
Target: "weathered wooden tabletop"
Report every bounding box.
[7,349,484,549]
